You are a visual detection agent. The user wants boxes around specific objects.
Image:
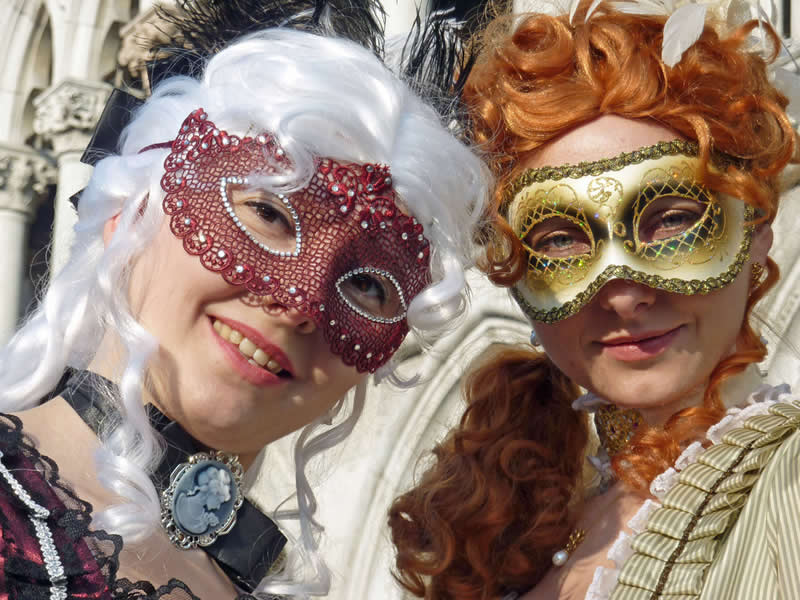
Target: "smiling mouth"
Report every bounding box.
[602,327,680,345]
[212,319,292,378]
[597,325,683,361]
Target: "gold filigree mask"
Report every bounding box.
[504,141,754,323]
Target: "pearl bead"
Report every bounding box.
[552,550,569,566]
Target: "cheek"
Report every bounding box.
[691,274,749,354]
[303,360,365,419]
[534,318,588,381]
[311,358,365,393]
[128,224,231,326]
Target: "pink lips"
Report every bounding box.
[598,326,683,361]
[208,316,296,387]
[214,316,295,375]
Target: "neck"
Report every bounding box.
[86,330,177,419]
[84,332,127,389]
[637,364,764,428]
[84,335,259,469]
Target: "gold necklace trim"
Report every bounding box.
[552,527,587,566]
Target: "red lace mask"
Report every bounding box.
[157,109,431,373]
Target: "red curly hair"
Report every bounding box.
[388,4,796,599]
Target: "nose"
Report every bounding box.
[595,278,657,319]
[260,301,317,335]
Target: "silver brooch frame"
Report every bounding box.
[160,451,245,549]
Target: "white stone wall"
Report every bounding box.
[1,3,800,600]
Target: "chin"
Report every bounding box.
[594,367,688,410]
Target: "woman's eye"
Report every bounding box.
[245,201,292,233]
[349,273,387,305]
[543,232,578,250]
[639,196,706,243]
[645,210,698,241]
[337,268,405,320]
[525,218,592,257]
[227,184,298,253]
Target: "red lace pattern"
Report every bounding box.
[159,109,431,372]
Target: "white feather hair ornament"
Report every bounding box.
[515,0,570,17]
[584,0,607,21]
[608,0,780,67]
[662,4,708,66]
[608,0,675,15]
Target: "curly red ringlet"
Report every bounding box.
[159,108,431,373]
[388,11,795,600]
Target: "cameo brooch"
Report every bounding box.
[160,451,244,548]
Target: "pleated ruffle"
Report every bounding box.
[608,399,800,600]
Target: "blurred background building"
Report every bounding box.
[1,1,799,598]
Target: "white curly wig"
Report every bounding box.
[0,29,489,598]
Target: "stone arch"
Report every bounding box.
[753,184,800,384]
[82,0,132,82]
[95,21,123,84]
[0,2,52,143]
[339,304,529,599]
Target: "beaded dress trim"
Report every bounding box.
[0,412,211,599]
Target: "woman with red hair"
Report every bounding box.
[389,2,800,599]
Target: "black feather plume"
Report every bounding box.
[398,0,499,133]
[156,0,386,60]
[399,8,472,118]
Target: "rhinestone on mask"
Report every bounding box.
[219,176,302,258]
[158,109,431,373]
[334,266,407,324]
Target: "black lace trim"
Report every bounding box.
[0,414,201,600]
[113,578,202,599]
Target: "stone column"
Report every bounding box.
[33,79,111,275]
[0,145,55,343]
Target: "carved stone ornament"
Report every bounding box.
[0,146,56,216]
[118,7,178,95]
[33,79,112,141]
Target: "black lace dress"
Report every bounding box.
[0,413,206,600]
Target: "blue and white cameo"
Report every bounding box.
[160,451,244,549]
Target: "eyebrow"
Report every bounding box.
[636,178,709,201]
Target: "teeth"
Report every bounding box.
[239,338,257,357]
[212,318,287,375]
[252,348,269,366]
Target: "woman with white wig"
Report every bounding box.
[0,1,489,598]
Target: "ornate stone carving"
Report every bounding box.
[0,147,56,217]
[33,79,112,142]
[118,6,178,95]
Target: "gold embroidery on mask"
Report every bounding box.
[504,141,754,324]
[517,184,597,288]
[503,139,702,210]
[587,176,624,218]
[631,162,725,269]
